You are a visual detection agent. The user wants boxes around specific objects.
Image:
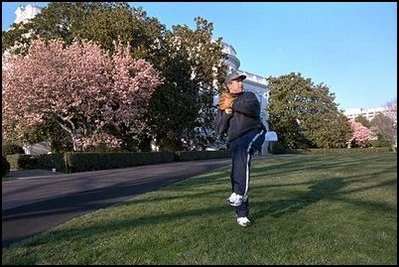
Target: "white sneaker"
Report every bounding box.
[227,192,248,207]
[237,217,251,227]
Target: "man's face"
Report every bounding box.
[227,78,244,94]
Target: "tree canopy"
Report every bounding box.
[370,98,397,149]
[2,2,227,151]
[267,72,350,149]
[2,38,163,151]
[348,120,374,148]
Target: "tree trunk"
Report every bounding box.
[56,118,78,151]
[71,133,78,152]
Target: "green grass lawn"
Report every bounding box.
[2,152,397,264]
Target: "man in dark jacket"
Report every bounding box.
[214,70,266,227]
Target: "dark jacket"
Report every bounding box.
[214,91,265,142]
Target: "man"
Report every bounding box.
[214,70,266,227]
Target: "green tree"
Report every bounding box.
[150,18,226,151]
[370,101,397,150]
[354,115,371,128]
[2,2,226,152]
[267,72,350,149]
[2,3,133,55]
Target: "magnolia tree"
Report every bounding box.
[2,38,164,151]
[383,98,397,148]
[348,120,374,148]
[370,98,397,149]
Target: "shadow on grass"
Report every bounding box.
[13,171,396,251]
[4,153,396,251]
[1,166,229,248]
[251,153,395,178]
[251,177,345,220]
[15,203,230,249]
[5,155,393,224]
[251,174,397,221]
[7,153,388,222]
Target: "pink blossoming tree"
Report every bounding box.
[348,120,374,148]
[2,38,164,151]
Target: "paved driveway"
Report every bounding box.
[2,159,231,248]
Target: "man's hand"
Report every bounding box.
[225,108,233,114]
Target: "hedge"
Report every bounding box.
[64,152,175,173]
[5,147,393,174]
[2,155,10,177]
[6,154,65,171]
[174,150,232,161]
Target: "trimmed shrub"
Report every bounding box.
[271,142,286,154]
[64,152,175,173]
[369,139,391,148]
[21,155,38,169]
[7,153,66,171]
[2,143,24,156]
[6,154,20,170]
[2,155,11,177]
[35,153,65,172]
[174,150,232,161]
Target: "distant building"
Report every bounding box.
[2,4,43,71]
[14,4,42,24]
[343,107,386,121]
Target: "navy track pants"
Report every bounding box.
[230,128,265,217]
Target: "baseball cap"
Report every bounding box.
[224,71,246,84]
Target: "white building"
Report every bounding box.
[2,4,43,69]
[2,4,43,70]
[14,4,42,24]
[344,107,386,121]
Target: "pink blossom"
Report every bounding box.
[2,38,164,151]
[348,120,374,148]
